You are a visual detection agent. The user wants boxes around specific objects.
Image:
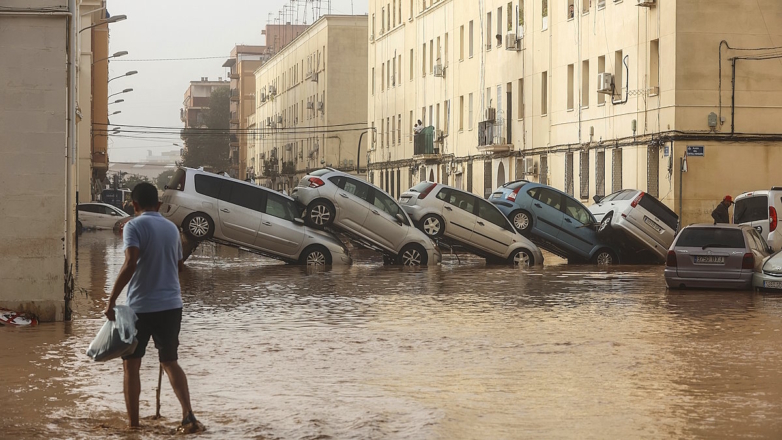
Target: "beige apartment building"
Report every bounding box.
[252,15,368,191]
[369,0,782,224]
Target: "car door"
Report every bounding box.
[471,198,514,257]
[362,189,410,252]
[560,196,599,258]
[437,188,478,242]
[332,176,371,235]
[78,204,100,228]
[529,187,564,241]
[217,181,263,244]
[100,205,125,229]
[256,192,306,257]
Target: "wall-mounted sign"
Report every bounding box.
[686,146,704,157]
[663,146,670,157]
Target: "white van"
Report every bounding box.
[733,188,782,252]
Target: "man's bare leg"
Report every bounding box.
[161,360,192,420]
[123,358,142,427]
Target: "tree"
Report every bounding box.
[156,169,177,190]
[122,173,150,191]
[181,86,231,171]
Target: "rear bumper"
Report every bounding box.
[752,272,782,290]
[664,269,752,290]
[291,186,319,206]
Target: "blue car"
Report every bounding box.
[489,181,620,265]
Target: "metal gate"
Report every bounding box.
[484,161,493,198]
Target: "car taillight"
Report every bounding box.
[666,250,677,267]
[308,177,325,188]
[418,183,438,199]
[631,192,645,208]
[742,252,755,270]
[507,186,522,202]
[770,206,778,232]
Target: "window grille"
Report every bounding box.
[612,148,623,192]
[579,151,589,199]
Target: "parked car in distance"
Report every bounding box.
[665,224,771,290]
[159,167,351,266]
[753,250,782,291]
[399,182,544,267]
[589,190,679,263]
[733,188,782,252]
[490,181,620,265]
[292,169,441,266]
[78,202,129,230]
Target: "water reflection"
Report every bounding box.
[1,232,782,438]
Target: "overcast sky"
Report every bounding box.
[107,0,366,163]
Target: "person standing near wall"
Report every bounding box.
[711,195,733,224]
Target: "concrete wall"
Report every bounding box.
[0,12,68,321]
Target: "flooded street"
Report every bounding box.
[3,232,782,439]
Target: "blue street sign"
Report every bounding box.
[686,146,704,156]
[663,146,669,157]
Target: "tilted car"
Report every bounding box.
[665,224,771,290]
[753,250,782,291]
[490,181,620,264]
[399,182,544,267]
[78,202,129,230]
[292,169,441,266]
[159,167,351,266]
[589,190,679,263]
[733,188,782,252]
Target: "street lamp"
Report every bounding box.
[93,51,129,64]
[111,110,121,116]
[108,70,137,83]
[108,88,133,99]
[79,14,127,33]
[109,99,124,105]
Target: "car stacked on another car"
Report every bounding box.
[292,169,441,266]
[588,190,679,263]
[159,167,351,266]
[733,188,782,252]
[490,181,620,265]
[78,202,129,230]
[398,182,543,267]
[665,224,771,290]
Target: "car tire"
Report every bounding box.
[76,220,83,235]
[183,212,215,241]
[508,248,534,267]
[306,200,335,228]
[598,212,613,237]
[592,248,617,265]
[511,210,533,235]
[300,245,332,266]
[420,214,445,238]
[397,243,429,266]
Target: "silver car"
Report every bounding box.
[399,182,544,267]
[291,169,441,266]
[665,224,770,290]
[160,168,351,266]
[752,250,782,291]
[590,190,679,263]
[78,202,129,230]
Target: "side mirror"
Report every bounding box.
[294,217,305,225]
[593,195,603,204]
[395,213,406,225]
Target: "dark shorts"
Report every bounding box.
[122,308,182,362]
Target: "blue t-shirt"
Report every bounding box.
[123,212,184,313]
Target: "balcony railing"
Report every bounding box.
[413,127,440,158]
[477,121,513,152]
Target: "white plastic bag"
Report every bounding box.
[86,305,138,362]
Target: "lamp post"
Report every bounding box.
[111,110,121,116]
[108,88,133,99]
[109,99,124,105]
[79,14,126,33]
[108,70,137,83]
[93,50,128,64]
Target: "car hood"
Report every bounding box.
[763,251,782,275]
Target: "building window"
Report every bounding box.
[444,32,449,66]
[380,121,384,149]
[496,7,502,46]
[398,54,402,85]
[435,103,440,132]
[582,60,589,107]
[567,64,574,110]
[460,25,464,60]
[409,111,413,141]
[387,118,390,148]
[650,39,659,94]
[459,95,464,131]
[518,78,524,119]
[397,169,401,197]
[647,145,659,198]
[372,14,376,38]
[436,36,441,66]
[392,57,396,86]
[468,93,474,129]
[486,12,492,50]
[579,150,589,200]
[422,43,426,76]
[596,150,605,197]
[542,0,548,30]
[540,155,548,185]
[597,55,606,105]
[391,116,396,145]
[467,162,473,192]
[381,7,385,33]
[421,106,426,125]
[398,114,402,143]
[410,0,413,19]
[614,50,623,96]
[507,2,513,31]
[469,20,474,58]
[409,49,414,80]
[392,0,396,26]
[398,0,402,24]
[612,148,622,192]
[565,152,574,196]
[567,0,574,19]
[484,160,493,198]
[582,0,589,13]
[444,100,450,134]
[541,71,548,115]
[429,39,434,72]
[381,63,385,89]
[390,168,395,197]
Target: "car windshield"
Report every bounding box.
[408,181,433,193]
[676,228,746,249]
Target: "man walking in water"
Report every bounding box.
[105,182,204,433]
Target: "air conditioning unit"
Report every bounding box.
[260,93,266,102]
[269,85,277,95]
[485,107,496,121]
[317,101,324,112]
[505,32,522,51]
[597,72,613,94]
[276,115,283,123]
[523,157,537,175]
[306,101,314,110]
[433,64,444,77]
[636,0,655,6]
[311,72,319,82]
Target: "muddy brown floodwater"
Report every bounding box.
[3,232,782,439]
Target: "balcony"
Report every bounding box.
[412,127,441,161]
[230,111,239,124]
[229,72,240,79]
[229,134,239,147]
[477,121,513,153]
[230,88,240,102]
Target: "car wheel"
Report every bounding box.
[397,243,428,266]
[598,212,613,237]
[420,214,445,238]
[508,248,534,267]
[592,249,617,265]
[306,200,335,228]
[76,220,83,235]
[300,245,332,266]
[183,212,214,241]
[511,210,533,235]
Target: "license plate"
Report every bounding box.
[764,280,782,289]
[694,255,725,264]
[491,193,502,199]
[644,216,663,233]
[400,196,411,203]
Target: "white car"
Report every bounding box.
[159,168,351,266]
[753,250,782,291]
[734,188,782,252]
[78,202,129,230]
[399,182,544,267]
[292,169,441,266]
[589,190,679,263]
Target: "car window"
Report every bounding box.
[227,182,264,212]
[675,228,746,249]
[562,198,592,225]
[328,176,343,187]
[443,189,476,213]
[168,168,186,190]
[536,188,562,210]
[342,178,371,202]
[477,199,513,231]
[526,187,541,200]
[194,174,222,199]
[734,195,768,224]
[79,204,98,213]
[435,188,451,201]
[600,190,628,203]
[637,194,679,231]
[103,206,118,216]
[372,190,402,217]
[265,193,297,221]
